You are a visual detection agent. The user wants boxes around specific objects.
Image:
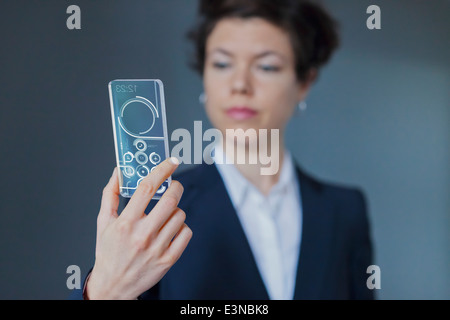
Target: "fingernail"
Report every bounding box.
[169,157,180,165]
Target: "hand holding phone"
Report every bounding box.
[87,158,192,300]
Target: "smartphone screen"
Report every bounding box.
[108,79,171,199]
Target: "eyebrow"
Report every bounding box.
[209,48,287,61]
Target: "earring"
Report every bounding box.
[298,101,307,112]
[199,92,207,104]
[294,101,307,117]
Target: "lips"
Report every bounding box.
[226,106,258,120]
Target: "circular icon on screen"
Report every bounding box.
[136,165,150,178]
[133,139,147,151]
[135,151,148,165]
[123,152,134,163]
[122,166,135,178]
[149,152,161,165]
[118,96,159,137]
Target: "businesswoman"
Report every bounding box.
[77,0,375,300]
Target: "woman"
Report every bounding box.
[77,0,374,300]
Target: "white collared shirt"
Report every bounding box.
[213,147,303,300]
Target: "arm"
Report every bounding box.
[349,189,376,300]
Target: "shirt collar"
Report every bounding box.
[213,145,296,208]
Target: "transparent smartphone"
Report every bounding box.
[108,79,171,199]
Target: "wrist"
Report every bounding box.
[85,267,119,300]
[82,272,92,300]
[86,266,140,300]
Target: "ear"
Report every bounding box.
[297,68,318,101]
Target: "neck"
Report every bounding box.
[220,134,285,196]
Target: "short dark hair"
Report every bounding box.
[187,0,340,82]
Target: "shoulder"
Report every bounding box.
[298,165,366,202]
[297,166,369,225]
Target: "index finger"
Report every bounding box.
[122,157,180,220]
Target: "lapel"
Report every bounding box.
[293,166,336,299]
[179,164,270,299]
[178,163,335,300]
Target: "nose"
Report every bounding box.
[230,65,253,96]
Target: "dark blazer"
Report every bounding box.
[71,162,375,300]
[140,163,375,300]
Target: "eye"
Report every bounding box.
[258,64,281,72]
[213,61,231,69]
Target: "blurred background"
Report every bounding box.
[0,0,448,299]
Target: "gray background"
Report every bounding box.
[0,0,448,299]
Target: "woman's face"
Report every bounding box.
[203,17,312,138]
